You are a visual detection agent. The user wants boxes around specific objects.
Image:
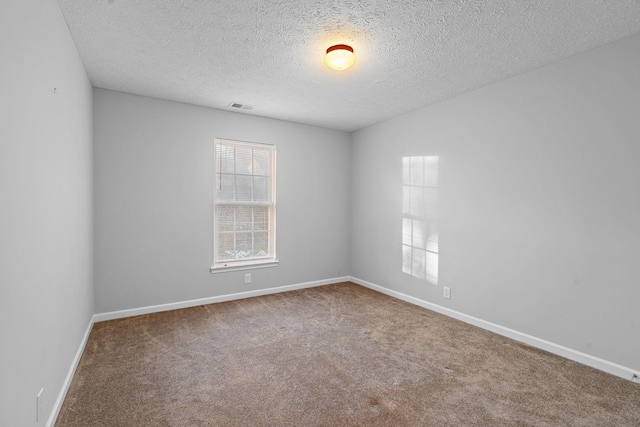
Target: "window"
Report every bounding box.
[212,138,277,271]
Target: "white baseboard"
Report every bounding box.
[48,276,349,426]
[48,274,637,427]
[94,276,350,323]
[350,276,639,382]
[46,315,95,427]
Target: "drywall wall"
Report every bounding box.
[350,33,640,371]
[93,89,350,313]
[0,0,94,426]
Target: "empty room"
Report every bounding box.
[3,0,640,426]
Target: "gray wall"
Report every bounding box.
[0,0,94,426]
[94,89,351,313]
[4,4,639,425]
[351,33,640,371]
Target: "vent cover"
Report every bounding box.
[228,102,255,111]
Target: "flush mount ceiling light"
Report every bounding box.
[324,44,356,71]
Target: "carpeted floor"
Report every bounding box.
[55,282,640,426]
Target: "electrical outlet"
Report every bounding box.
[443,287,451,299]
[244,273,251,284]
[36,388,43,423]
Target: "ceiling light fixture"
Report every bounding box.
[324,44,356,71]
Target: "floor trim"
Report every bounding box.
[46,315,95,427]
[50,275,638,426]
[94,276,350,323]
[50,276,349,425]
[350,276,639,382]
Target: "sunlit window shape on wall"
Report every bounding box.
[402,156,439,285]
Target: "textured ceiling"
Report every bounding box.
[57,0,640,132]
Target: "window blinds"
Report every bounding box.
[214,139,276,264]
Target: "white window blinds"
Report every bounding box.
[213,139,276,269]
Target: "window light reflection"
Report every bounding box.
[402,156,439,285]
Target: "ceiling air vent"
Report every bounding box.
[228,102,255,111]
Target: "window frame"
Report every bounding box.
[210,138,278,273]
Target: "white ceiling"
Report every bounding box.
[57,0,640,132]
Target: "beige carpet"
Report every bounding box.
[55,282,640,426]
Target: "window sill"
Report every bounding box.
[210,260,279,274]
